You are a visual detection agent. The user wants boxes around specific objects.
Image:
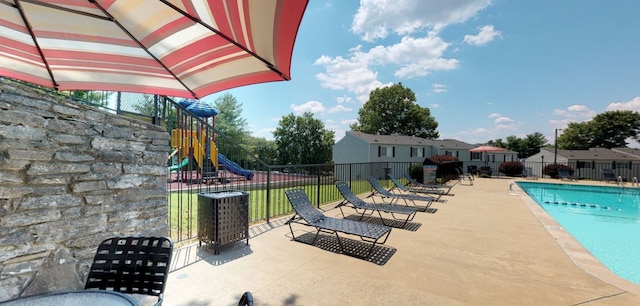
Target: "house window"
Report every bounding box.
[411,147,424,157]
[577,161,591,169]
[616,162,629,169]
[471,152,482,160]
[378,146,394,157]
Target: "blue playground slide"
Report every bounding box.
[218,153,254,180]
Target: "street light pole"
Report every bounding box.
[553,128,561,165]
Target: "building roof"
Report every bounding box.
[347,131,430,146]
[547,147,639,161]
[347,131,477,149]
[423,139,476,150]
[612,147,640,158]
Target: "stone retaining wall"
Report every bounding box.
[0,80,170,301]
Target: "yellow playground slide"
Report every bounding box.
[170,129,218,174]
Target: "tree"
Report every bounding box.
[488,132,548,158]
[246,136,278,165]
[351,83,439,139]
[522,132,548,157]
[64,90,111,107]
[557,110,640,149]
[213,93,250,155]
[273,112,334,165]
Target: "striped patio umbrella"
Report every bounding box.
[0,0,309,99]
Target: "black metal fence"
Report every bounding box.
[20,84,639,243]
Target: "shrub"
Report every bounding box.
[499,161,524,177]
[427,154,459,164]
[543,164,574,178]
[407,164,423,182]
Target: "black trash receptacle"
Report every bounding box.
[198,190,249,254]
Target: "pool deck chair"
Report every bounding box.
[601,169,617,183]
[403,173,455,195]
[366,176,435,212]
[335,181,417,228]
[387,173,444,200]
[558,169,577,181]
[522,167,538,180]
[456,167,474,185]
[285,188,392,259]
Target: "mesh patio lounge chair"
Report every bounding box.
[366,176,435,212]
[601,169,617,183]
[285,188,392,259]
[558,168,577,181]
[85,236,174,306]
[335,181,417,227]
[522,167,538,180]
[403,173,455,195]
[387,173,444,200]
[455,167,474,185]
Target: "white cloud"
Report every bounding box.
[552,104,596,119]
[472,128,488,134]
[432,83,447,93]
[342,118,358,125]
[328,104,353,113]
[430,103,440,108]
[606,96,640,112]
[351,0,492,42]
[290,101,326,114]
[336,95,355,104]
[314,33,458,98]
[494,116,513,124]
[463,25,501,46]
[314,54,388,103]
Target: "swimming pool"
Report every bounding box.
[517,181,640,285]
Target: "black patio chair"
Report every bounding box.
[601,169,617,183]
[522,167,538,180]
[455,167,474,185]
[238,291,254,306]
[403,173,455,195]
[387,173,444,199]
[85,236,174,306]
[366,176,435,212]
[335,181,417,227]
[558,169,577,181]
[285,188,392,259]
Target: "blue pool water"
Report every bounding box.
[517,182,640,285]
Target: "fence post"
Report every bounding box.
[316,167,321,207]
[266,167,271,223]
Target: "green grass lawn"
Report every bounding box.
[167,181,377,241]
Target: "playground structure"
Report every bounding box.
[168,102,253,183]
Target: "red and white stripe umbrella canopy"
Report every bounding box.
[0,0,308,99]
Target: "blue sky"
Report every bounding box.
[202,0,640,145]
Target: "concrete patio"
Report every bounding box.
[163,177,640,305]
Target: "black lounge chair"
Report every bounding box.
[403,173,455,195]
[558,168,577,181]
[522,167,538,180]
[387,173,444,199]
[601,168,617,183]
[455,167,474,185]
[238,291,254,306]
[85,236,174,306]
[335,181,417,227]
[366,176,435,212]
[285,188,392,259]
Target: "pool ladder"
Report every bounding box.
[633,177,639,187]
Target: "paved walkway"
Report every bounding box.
[163,177,640,305]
